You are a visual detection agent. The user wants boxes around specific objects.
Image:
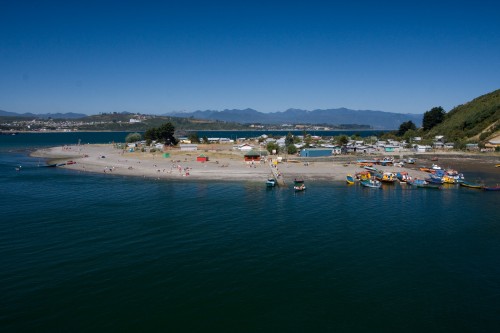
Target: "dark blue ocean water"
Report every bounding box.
[1,133,500,332]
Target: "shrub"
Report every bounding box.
[125,132,142,143]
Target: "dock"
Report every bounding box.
[269,164,286,187]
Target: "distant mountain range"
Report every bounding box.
[165,108,423,129]
[0,107,423,129]
[0,110,87,119]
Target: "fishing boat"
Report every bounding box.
[407,179,426,186]
[377,172,397,183]
[355,171,371,180]
[266,178,276,187]
[396,171,411,183]
[483,185,500,191]
[379,157,394,166]
[360,179,382,189]
[416,182,441,189]
[293,179,306,192]
[425,174,444,184]
[441,175,456,184]
[346,174,355,185]
[460,181,483,189]
[364,166,379,173]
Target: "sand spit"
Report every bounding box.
[28,143,484,185]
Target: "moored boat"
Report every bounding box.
[425,174,444,184]
[355,171,371,180]
[442,175,456,184]
[364,166,379,172]
[360,179,382,188]
[460,181,483,189]
[396,171,411,183]
[346,174,355,185]
[377,172,397,183]
[483,185,500,191]
[407,179,426,186]
[266,178,276,187]
[416,182,441,189]
[293,179,306,191]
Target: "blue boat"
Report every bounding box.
[360,179,381,188]
[425,175,444,184]
[416,183,441,189]
[483,185,500,191]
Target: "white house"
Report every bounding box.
[237,144,254,152]
[415,145,432,152]
[219,138,233,143]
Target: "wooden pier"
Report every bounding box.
[269,164,286,187]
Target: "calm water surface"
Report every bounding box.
[1,133,499,332]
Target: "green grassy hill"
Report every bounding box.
[426,89,500,143]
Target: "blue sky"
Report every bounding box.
[1,1,499,115]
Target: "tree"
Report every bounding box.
[402,129,417,145]
[144,128,159,142]
[157,122,178,145]
[304,134,312,148]
[125,132,142,143]
[423,106,445,131]
[285,132,294,146]
[397,120,417,136]
[266,142,280,154]
[338,135,349,146]
[188,133,200,144]
[287,144,297,155]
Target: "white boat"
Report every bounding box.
[266,178,276,187]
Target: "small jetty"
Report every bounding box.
[269,163,286,187]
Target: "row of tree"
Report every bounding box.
[124,122,179,145]
[396,106,445,138]
[143,122,178,145]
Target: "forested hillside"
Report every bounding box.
[426,89,500,142]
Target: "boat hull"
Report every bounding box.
[360,179,381,188]
[483,186,500,191]
[460,182,483,189]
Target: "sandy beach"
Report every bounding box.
[30,143,500,185]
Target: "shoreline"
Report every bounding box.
[30,144,500,184]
